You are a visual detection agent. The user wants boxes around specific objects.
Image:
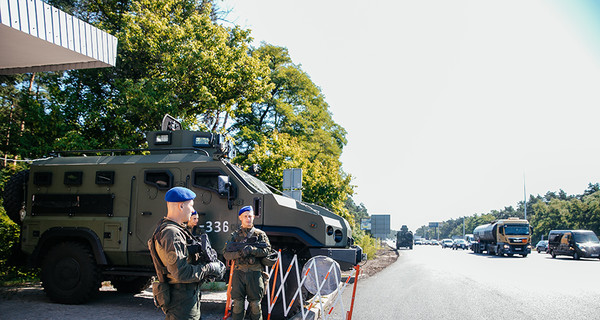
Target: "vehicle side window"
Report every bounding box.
[192,169,222,194]
[64,171,83,186]
[33,172,52,186]
[95,171,115,185]
[144,170,173,190]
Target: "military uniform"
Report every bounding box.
[152,218,221,320]
[223,226,271,320]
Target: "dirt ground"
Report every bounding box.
[358,244,399,278]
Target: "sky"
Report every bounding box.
[220,0,600,231]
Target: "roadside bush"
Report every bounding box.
[353,228,380,260]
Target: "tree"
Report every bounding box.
[241,131,354,223]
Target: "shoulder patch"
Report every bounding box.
[167,251,178,265]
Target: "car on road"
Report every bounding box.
[452,239,468,250]
[441,239,454,248]
[431,240,440,246]
[535,240,548,253]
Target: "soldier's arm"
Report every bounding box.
[222,232,241,261]
[251,231,271,258]
[157,228,208,283]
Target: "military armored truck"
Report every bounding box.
[3,126,364,308]
[396,225,413,250]
[471,218,532,257]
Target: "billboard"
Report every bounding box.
[371,214,390,239]
[360,218,371,230]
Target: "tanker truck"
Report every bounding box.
[471,218,532,257]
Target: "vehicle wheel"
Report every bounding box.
[551,250,556,258]
[2,170,29,225]
[41,242,101,304]
[537,248,541,253]
[573,252,580,260]
[111,276,152,293]
[521,254,527,257]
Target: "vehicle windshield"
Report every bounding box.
[504,224,530,235]
[228,164,271,194]
[573,232,600,244]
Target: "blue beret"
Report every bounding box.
[165,187,196,202]
[239,205,253,216]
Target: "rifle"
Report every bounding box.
[187,233,218,264]
[225,236,269,252]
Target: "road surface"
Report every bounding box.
[332,244,600,319]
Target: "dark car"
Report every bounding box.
[535,240,548,253]
[548,230,600,260]
[452,239,468,250]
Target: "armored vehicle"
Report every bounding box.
[3,124,364,307]
[396,225,413,250]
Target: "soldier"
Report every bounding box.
[223,206,271,320]
[187,210,200,236]
[149,187,225,320]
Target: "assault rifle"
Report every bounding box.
[225,236,269,252]
[187,233,219,264]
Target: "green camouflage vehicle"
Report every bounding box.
[396,225,413,250]
[3,123,364,308]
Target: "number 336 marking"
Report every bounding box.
[203,221,229,233]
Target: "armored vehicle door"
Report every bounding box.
[190,168,254,254]
[129,168,181,265]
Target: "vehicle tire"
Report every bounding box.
[573,252,580,260]
[41,242,101,304]
[521,254,527,257]
[2,170,29,225]
[551,250,556,258]
[111,276,152,293]
[537,248,541,253]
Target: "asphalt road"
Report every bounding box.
[331,244,600,320]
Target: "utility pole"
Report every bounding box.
[524,173,527,220]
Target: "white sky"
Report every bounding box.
[221,0,600,231]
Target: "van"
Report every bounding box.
[547,230,600,260]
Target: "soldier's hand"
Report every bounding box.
[241,245,253,257]
[203,261,225,278]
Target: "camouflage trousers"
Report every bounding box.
[164,282,202,320]
[231,270,265,320]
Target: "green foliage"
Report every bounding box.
[240,131,354,223]
[1,0,272,158]
[352,228,380,260]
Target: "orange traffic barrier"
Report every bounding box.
[222,260,235,320]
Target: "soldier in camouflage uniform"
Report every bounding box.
[223,206,271,320]
[151,187,225,320]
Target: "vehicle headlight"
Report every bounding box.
[503,244,510,249]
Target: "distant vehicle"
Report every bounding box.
[396,225,414,250]
[535,240,548,253]
[547,230,600,260]
[414,239,424,245]
[471,218,532,257]
[431,240,440,246]
[452,239,468,250]
[441,239,454,248]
